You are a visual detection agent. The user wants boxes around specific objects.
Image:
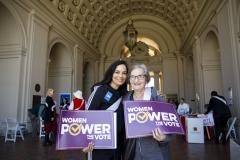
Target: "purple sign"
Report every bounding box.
[56,110,116,150]
[124,101,185,138]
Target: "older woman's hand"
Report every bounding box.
[152,128,166,142]
[82,142,94,153]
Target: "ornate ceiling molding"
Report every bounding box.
[45,0,206,50]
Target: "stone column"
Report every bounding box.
[84,60,96,98]
[175,52,185,99]
[98,55,106,80]
[74,45,84,90]
[192,36,204,113]
[154,71,160,94]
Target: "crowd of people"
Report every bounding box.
[36,59,231,159]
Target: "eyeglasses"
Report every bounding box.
[129,75,145,81]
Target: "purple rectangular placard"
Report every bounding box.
[56,110,116,150]
[124,101,185,138]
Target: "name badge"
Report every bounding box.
[104,91,113,102]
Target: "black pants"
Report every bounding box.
[92,149,122,160]
[214,116,228,143]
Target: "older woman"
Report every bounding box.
[123,64,171,160]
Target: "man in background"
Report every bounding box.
[205,91,231,144]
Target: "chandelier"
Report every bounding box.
[123,19,138,51]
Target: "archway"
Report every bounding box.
[0,2,25,122]
[202,31,223,103]
[121,36,163,93]
[47,43,73,105]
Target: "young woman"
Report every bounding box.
[85,60,128,160]
[123,64,171,160]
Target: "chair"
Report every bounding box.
[226,117,237,140]
[5,118,24,142]
[39,117,45,138]
[38,104,46,138]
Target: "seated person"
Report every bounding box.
[177,98,190,116]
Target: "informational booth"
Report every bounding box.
[185,117,204,143]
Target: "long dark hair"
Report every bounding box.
[92,60,128,96]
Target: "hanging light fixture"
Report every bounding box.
[123,18,138,51]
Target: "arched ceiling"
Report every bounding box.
[47,0,206,49]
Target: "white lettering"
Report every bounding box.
[81,124,94,134]
[127,107,153,112]
[94,124,102,134]
[94,134,111,140]
[148,112,161,121]
[61,124,69,134]
[102,124,111,134]
[62,117,87,123]
[169,113,178,122]
[161,112,170,121]
[128,113,136,123]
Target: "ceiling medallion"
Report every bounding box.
[75,18,81,28]
[80,4,87,15]
[67,9,74,21]
[58,0,65,12]
[81,24,86,34]
[72,0,80,6]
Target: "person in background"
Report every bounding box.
[60,97,70,110]
[84,60,128,160]
[68,90,85,110]
[177,98,190,116]
[43,88,56,146]
[205,91,231,144]
[123,64,171,160]
[168,99,177,110]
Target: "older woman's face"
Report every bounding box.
[130,68,146,91]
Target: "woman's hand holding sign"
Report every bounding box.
[152,128,166,142]
[82,142,94,153]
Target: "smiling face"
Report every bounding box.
[130,68,146,92]
[110,64,127,89]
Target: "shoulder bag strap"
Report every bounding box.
[212,96,227,105]
[106,97,122,111]
[86,86,101,110]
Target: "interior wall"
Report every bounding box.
[217,2,238,110]
[0,3,21,45]
[162,55,178,95]
[0,58,21,122]
[202,31,223,103]
[184,56,196,111]
[83,61,95,99]
[48,43,72,104]
[0,2,23,122]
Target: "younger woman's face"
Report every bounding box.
[110,64,127,89]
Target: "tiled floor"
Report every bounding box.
[0,135,229,160]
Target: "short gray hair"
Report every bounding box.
[130,64,150,83]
